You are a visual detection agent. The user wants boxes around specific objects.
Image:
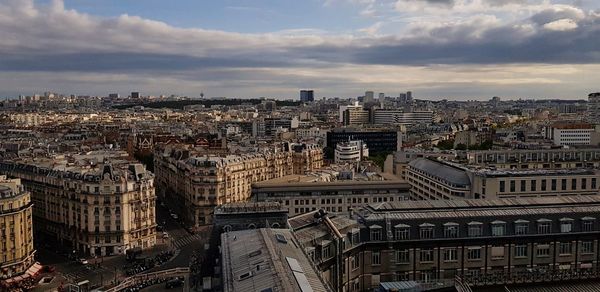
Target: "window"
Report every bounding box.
[351,254,360,270]
[537,220,552,234]
[541,179,547,191]
[444,223,459,238]
[515,221,529,235]
[551,179,557,191]
[491,221,506,236]
[582,241,594,254]
[420,224,434,239]
[396,249,410,264]
[370,226,382,241]
[468,222,482,237]
[499,181,506,193]
[420,249,434,262]
[559,242,572,255]
[444,248,457,262]
[582,178,587,190]
[395,225,410,240]
[561,179,567,191]
[582,218,595,232]
[592,178,597,189]
[560,219,573,233]
[515,244,528,257]
[467,248,481,260]
[510,180,515,192]
[322,244,331,259]
[520,180,526,192]
[531,180,537,192]
[372,251,381,265]
[537,244,550,257]
[572,178,577,190]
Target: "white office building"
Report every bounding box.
[335,140,369,164]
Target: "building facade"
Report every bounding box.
[301,90,315,103]
[154,143,323,226]
[289,197,600,291]
[0,176,35,280]
[543,123,594,146]
[252,180,411,217]
[466,148,600,169]
[588,92,600,124]
[372,110,434,125]
[407,158,600,200]
[0,153,156,257]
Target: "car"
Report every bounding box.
[170,213,178,220]
[78,258,89,265]
[166,277,184,289]
[162,232,169,239]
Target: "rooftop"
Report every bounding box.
[221,228,331,292]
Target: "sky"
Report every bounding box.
[0,0,599,100]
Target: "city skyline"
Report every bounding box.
[0,0,599,99]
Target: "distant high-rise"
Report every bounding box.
[300,90,314,102]
[364,91,374,103]
[588,92,600,124]
[131,92,140,99]
[378,93,385,99]
[108,93,120,99]
[406,91,412,102]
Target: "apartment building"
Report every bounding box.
[0,151,156,257]
[154,143,323,226]
[406,158,600,200]
[288,196,600,291]
[372,110,434,125]
[0,176,35,280]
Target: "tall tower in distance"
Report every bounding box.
[588,92,600,124]
[300,90,314,102]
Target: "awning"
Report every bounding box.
[25,262,42,277]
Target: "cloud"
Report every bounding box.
[0,0,599,99]
[543,18,579,31]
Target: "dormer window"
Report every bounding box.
[370,225,382,241]
[491,220,506,236]
[443,222,459,238]
[419,223,434,239]
[395,224,410,240]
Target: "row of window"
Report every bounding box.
[369,217,596,241]
[499,178,597,193]
[366,242,595,266]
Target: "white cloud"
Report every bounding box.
[543,18,579,30]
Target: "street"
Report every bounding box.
[31,203,210,291]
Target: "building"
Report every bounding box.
[466,148,600,169]
[301,90,315,103]
[372,110,434,125]
[587,92,600,124]
[339,101,369,124]
[288,196,600,291]
[364,91,374,103]
[407,158,600,200]
[221,228,331,292]
[252,177,410,217]
[334,140,368,165]
[543,123,594,146]
[131,92,140,99]
[342,107,370,126]
[213,202,288,232]
[384,150,456,180]
[327,128,401,155]
[0,176,35,280]
[0,151,156,256]
[154,143,323,226]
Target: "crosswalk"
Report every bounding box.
[172,233,204,249]
[63,266,106,281]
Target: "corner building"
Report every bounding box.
[0,152,156,256]
[0,176,35,279]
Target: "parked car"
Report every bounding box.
[170,213,178,220]
[166,277,184,289]
[78,258,89,265]
[162,232,169,239]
